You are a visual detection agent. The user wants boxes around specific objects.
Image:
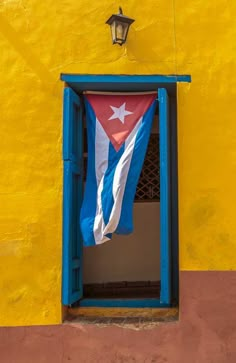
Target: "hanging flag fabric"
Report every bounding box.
[80,91,157,246]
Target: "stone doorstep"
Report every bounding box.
[65,307,178,327]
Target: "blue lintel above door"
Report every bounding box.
[60,74,191,96]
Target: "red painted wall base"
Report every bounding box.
[0,271,235,363]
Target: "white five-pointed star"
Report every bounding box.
[108,102,133,124]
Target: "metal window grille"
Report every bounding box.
[83,133,160,202]
[135,134,160,202]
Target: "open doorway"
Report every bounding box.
[83,108,161,299]
[61,74,188,308]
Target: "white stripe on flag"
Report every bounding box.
[93,118,110,244]
[103,117,143,236]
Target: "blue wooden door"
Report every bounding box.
[158,88,171,305]
[62,88,83,305]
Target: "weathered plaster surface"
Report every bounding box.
[0,0,236,325]
[0,272,235,362]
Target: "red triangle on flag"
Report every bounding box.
[86,93,156,151]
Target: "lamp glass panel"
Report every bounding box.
[121,22,129,42]
[116,21,124,39]
[116,20,129,44]
[110,21,117,43]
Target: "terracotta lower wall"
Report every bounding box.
[0,271,235,363]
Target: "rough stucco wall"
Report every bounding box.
[176,1,236,270]
[0,0,236,326]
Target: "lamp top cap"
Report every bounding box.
[106,7,135,25]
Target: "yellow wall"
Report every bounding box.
[0,0,236,326]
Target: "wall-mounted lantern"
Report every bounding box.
[106,7,135,45]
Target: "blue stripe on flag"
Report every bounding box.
[80,99,97,246]
[116,100,157,234]
[101,142,124,226]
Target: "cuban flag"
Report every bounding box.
[80,91,157,246]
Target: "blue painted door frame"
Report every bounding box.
[62,74,191,308]
[158,88,171,305]
[62,88,83,305]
